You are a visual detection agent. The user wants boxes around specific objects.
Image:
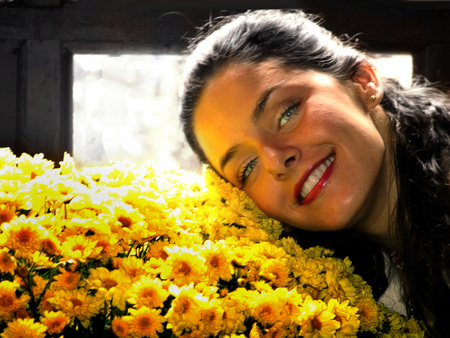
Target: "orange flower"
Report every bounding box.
[0,280,30,323]
[355,296,380,333]
[41,311,70,335]
[0,249,16,275]
[0,318,47,338]
[111,316,129,338]
[0,216,46,258]
[126,307,165,338]
[128,277,169,309]
[53,268,82,290]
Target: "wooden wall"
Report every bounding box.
[1,0,449,163]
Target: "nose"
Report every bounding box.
[262,145,299,181]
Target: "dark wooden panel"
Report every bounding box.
[16,39,65,160]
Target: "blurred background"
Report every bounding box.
[1,0,449,172]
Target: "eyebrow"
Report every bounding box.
[251,83,284,124]
[219,83,283,173]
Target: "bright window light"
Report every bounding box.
[369,53,413,88]
[72,53,200,172]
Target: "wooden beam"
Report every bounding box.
[16,39,69,162]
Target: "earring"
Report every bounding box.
[370,94,376,101]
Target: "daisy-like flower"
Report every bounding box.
[0,204,15,226]
[298,296,340,338]
[0,215,46,258]
[125,306,165,338]
[202,240,233,284]
[83,267,131,311]
[0,248,16,275]
[327,299,360,337]
[37,290,56,314]
[120,256,147,282]
[111,316,129,338]
[128,276,169,309]
[259,258,292,288]
[0,280,30,323]
[199,298,224,337]
[40,310,71,335]
[16,152,54,181]
[0,318,47,338]
[53,268,82,290]
[147,240,170,260]
[161,246,207,286]
[91,233,123,263]
[251,291,287,327]
[355,296,380,333]
[60,235,102,263]
[165,284,207,335]
[0,147,16,166]
[48,289,103,328]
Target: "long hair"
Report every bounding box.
[381,78,450,335]
[179,9,450,336]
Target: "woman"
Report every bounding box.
[179,9,450,336]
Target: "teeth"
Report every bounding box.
[300,154,335,199]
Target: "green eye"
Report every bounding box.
[278,102,301,128]
[239,158,258,185]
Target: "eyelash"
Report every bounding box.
[278,101,301,128]
[238,100,302,187]
[238,158,259,187]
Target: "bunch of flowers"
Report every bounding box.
[0,148,423,337]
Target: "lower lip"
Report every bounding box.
[301,160,335,205]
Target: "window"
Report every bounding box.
[72,53,200,172]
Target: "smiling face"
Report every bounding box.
[194,61,391,233]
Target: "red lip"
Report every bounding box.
[294,154,335,205]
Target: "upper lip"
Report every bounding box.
[294,153,334,204]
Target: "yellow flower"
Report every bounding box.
[17,152,54,181]
[37,290,56,314]
[0,248,16,275]
[251,291,287,327]
[120,256,146,282]
[41,310,70,335]
[161,246,207,286]
[202,240,233,283]
[48,289,103,328]
[0,215,46,258]
[83,267,131,311]
[60,235,102,263]
[91,233,124,263]
[354,296,380,333]
[147,240,170,260]
[199,298,224,337]
[0,318,47,338]
[0,280,30,323]
[327,299,360,337]
[0,147,16,166]
[128,276,169,309]
[298,296,340,338]
[165,284,206,335]
[0,204,15,226]
[144,257,165,277]
[111,316,129,338]
[126,306,165,338]
[53,268,82,290]
[259,258,292,288]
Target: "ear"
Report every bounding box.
[352,64,382,110]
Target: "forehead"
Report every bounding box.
[193,62,282,167]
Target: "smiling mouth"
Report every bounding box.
[296,154,335,204]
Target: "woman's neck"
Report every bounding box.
[356,106,400,251]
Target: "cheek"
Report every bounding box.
[246,182,286,218]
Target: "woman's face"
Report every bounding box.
[194,61,388,232]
